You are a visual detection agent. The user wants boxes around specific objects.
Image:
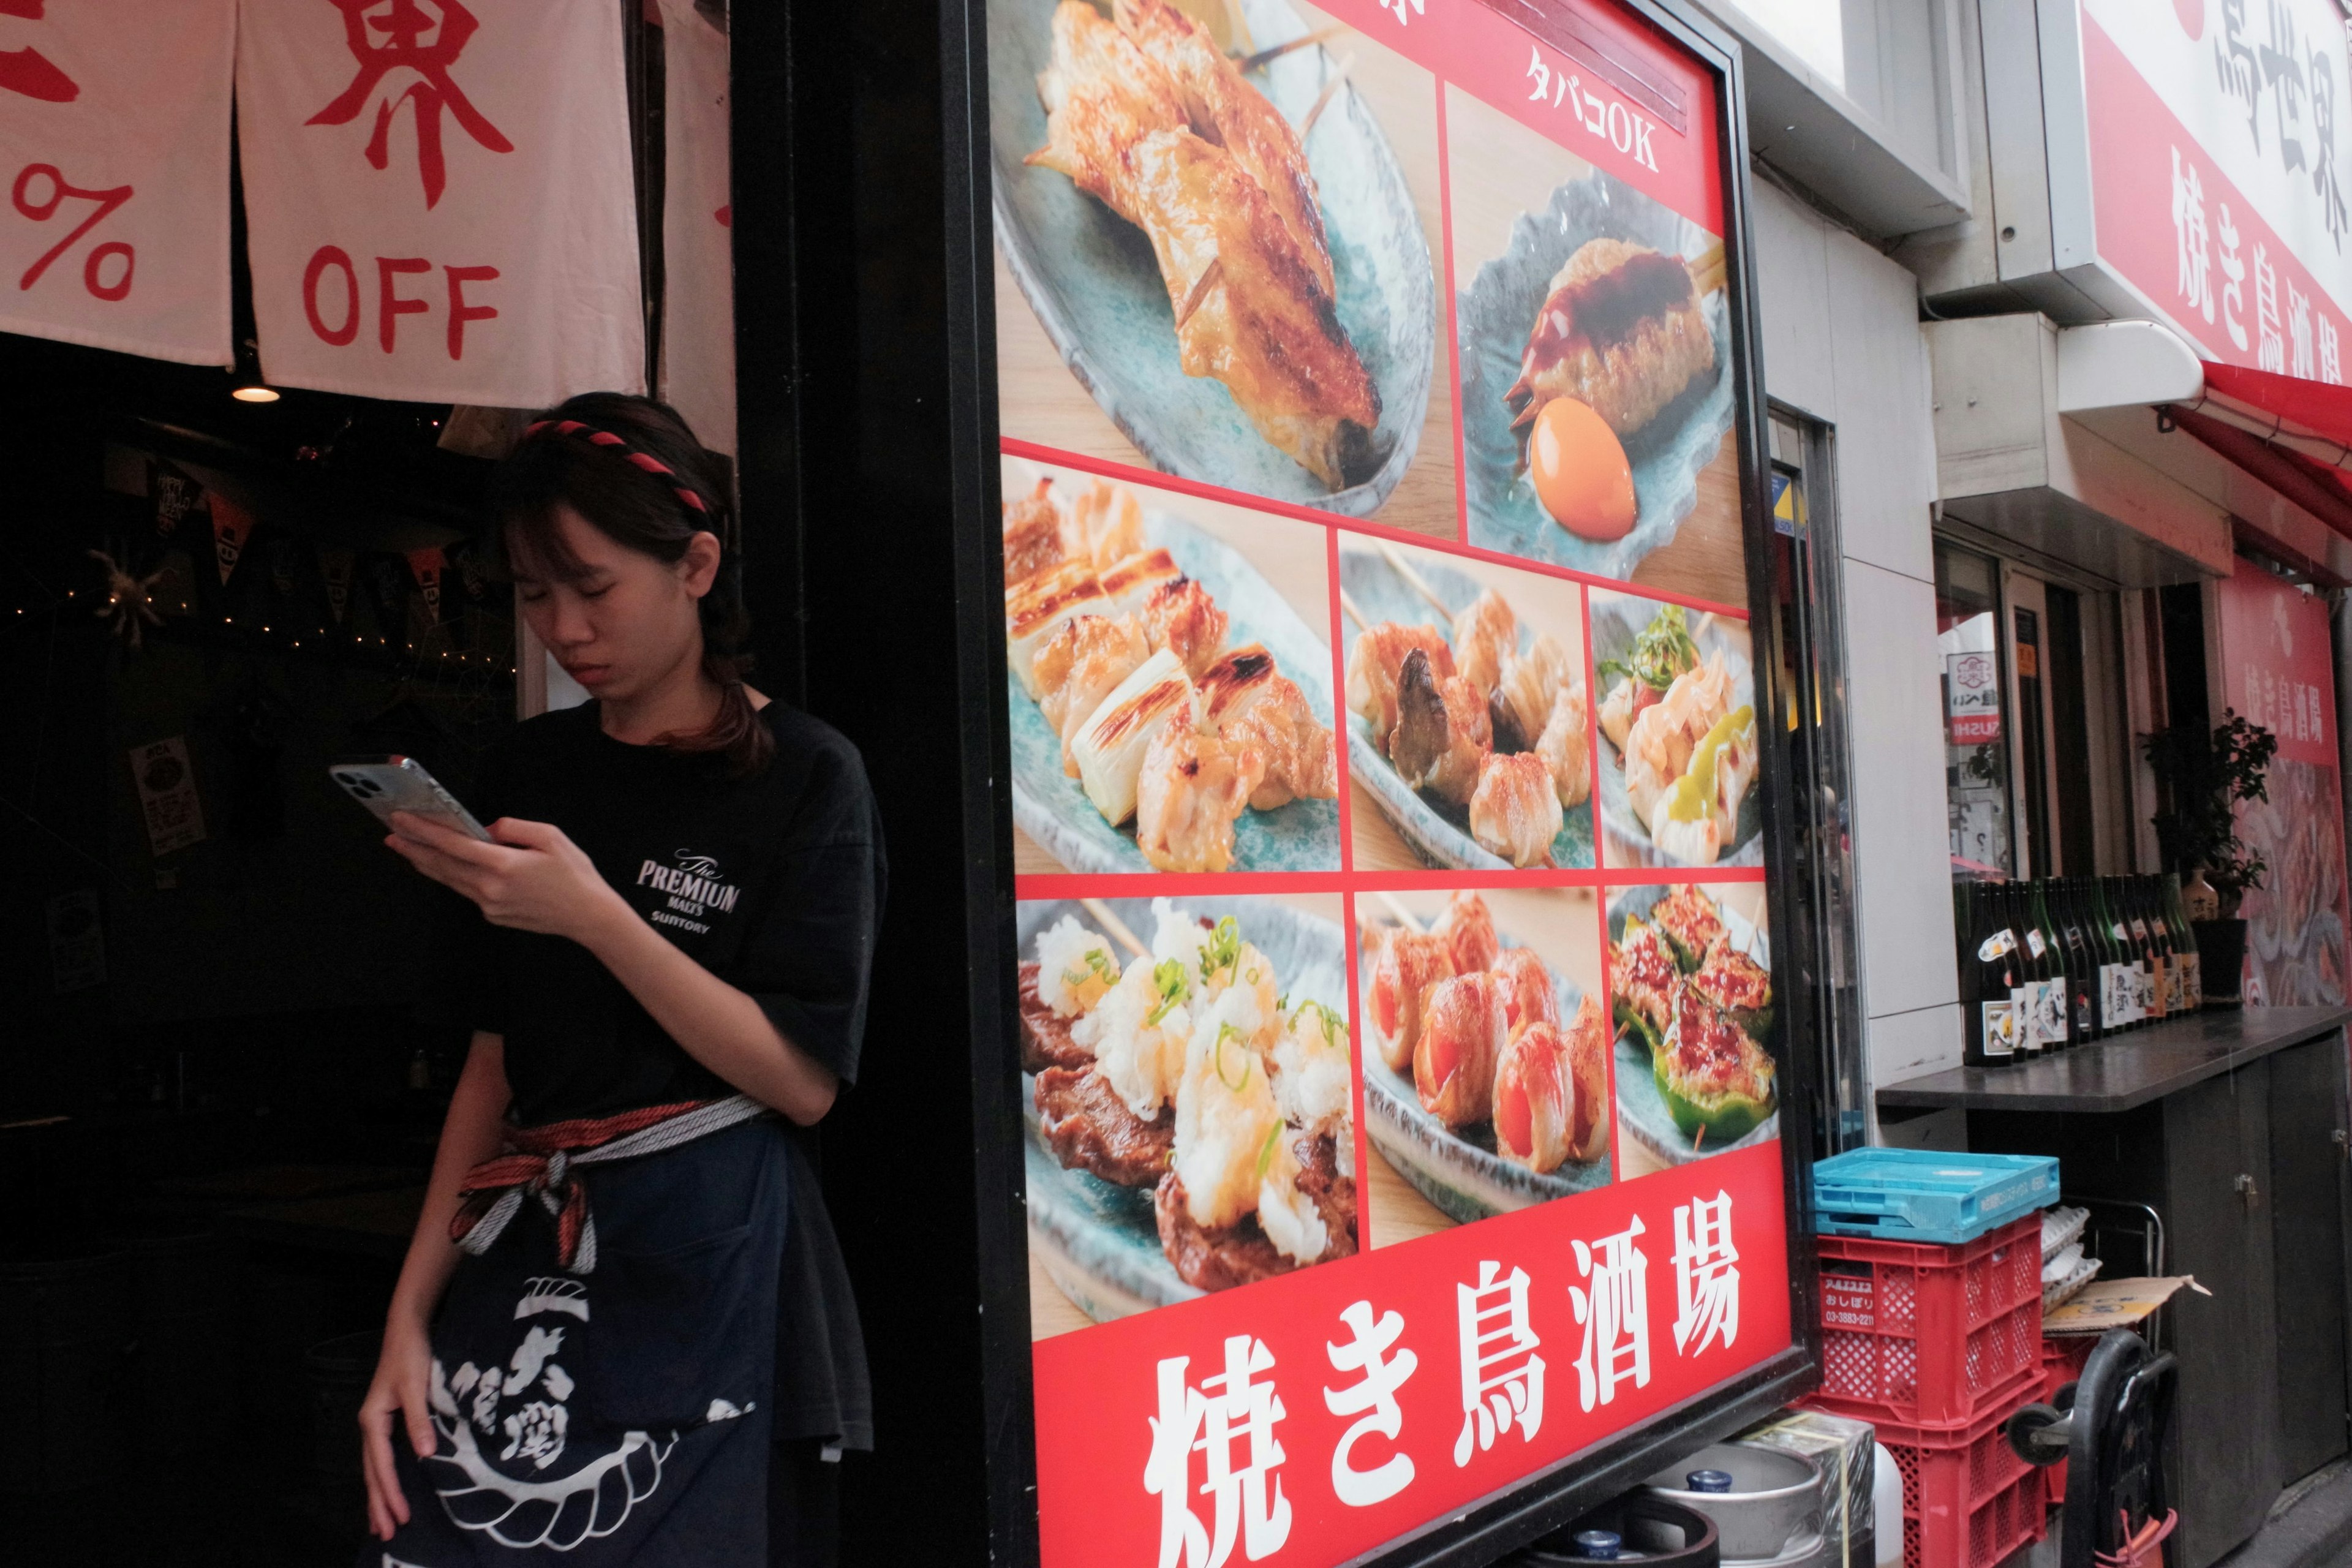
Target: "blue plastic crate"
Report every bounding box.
[1811,1148,2059,1244]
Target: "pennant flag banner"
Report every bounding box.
[235,0,644,407]
[406,545,444,622]
[318,543,355,624]
[209,492,254,585]
[0,0,236,365]
[655,0,734,458]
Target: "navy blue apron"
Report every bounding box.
[369,1117,787,1566]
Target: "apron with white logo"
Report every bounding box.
[369,1117,786,1566]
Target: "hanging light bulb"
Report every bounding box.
[230,336,280,404]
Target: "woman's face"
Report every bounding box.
[511,505,720,703]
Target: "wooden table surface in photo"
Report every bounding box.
[1349,777,1428,872]
[993,2,1459,541]
[1440,85,1749,612]
[1366,1145,1453,1246]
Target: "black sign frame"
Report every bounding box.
[935,0,1824,1558]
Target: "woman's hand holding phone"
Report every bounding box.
[386,812,628,943]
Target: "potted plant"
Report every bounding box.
[2144,709,2278,1005]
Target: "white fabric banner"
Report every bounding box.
[656,0,734,458]
[0,1,235,366]
[236,0,644,406]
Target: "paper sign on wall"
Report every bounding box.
[45,888,105,993]
[0,0,236,365]
[1947,652,2002,744]
[235,0,644,407]
[130,736,206,858]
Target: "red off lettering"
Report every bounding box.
[303,246,360,346]
[444,265,499,361]
[375,256,431,353]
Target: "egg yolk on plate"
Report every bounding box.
[1528,397,1637,540]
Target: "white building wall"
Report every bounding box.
[1751,178,1964,1106]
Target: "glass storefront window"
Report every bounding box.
[1936,542,2013,879]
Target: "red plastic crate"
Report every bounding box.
[1874,1398,2053,1568]
[1808,1213,2043,1425]
[2038,1334,2098,1507]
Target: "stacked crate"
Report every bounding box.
[1802,1151,2060,1568]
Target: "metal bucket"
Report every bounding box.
[1513,1493,1723,1565]
[1642,1444,1825,1564]
[0,1248,135,1494]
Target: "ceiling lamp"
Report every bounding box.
[231,337,279,402]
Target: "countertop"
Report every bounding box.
[1876,1005,2352,1114]
[214,1185,425,1261]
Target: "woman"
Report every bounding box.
[358,393,881,1566]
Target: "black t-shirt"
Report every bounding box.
[428,699,884,1450]
[436,701,883,1122]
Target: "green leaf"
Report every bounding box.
[1146,959,1190,1026]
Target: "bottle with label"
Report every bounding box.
[2008,884,2043,1058]
[2028,880,2070,1050]
[2054,878,2100,1042]
[2126,879,2154,1025]
[2131,878,2158,1022]
[2079,878,2114,1039]
[1961,881,2022,1065]
[2166,872,2202,1011]
[2144,875,2181,1018]
[2122,877,2155,1025]
[2095,878,2139,1030]
[2016,884,2048,1055]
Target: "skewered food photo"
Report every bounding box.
[989,0,1448,527]
[1446,86,1739,597]
[1607,881,1777,1175]
[1340,538,1597,870]
[1357,887,1611,1239]
[1019,895,1359,1336]
[1590,589,1761,869]
[1003,458,1341,873]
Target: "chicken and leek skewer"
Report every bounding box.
[1003,475,1336,872]
[1022,902,1359,1295]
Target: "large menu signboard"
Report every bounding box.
[962,0,1813,1558]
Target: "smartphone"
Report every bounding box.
[329,756,493,842]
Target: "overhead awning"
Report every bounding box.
[2167,363,2352,548]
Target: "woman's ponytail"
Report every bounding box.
[492,393,775,778]
[690,552,775,777]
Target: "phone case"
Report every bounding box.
[329,758,492,841]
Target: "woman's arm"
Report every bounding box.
[385,813,840,1126]
[360,1031,513,1539]
[572,898,840,1124]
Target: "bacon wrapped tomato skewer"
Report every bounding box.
[1413,971,1508,1128]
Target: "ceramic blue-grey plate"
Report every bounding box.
[1011,510,1339,873]
[1606,885,1777,1167]
[1360,921,1609,1224]
[989,0,1434,514]
[1338,547,1595,870]
[1459,170,1733,573]
[1589,595,1762,869]
[1020,895,1349,1324]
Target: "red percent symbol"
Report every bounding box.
[12,164,132,300]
